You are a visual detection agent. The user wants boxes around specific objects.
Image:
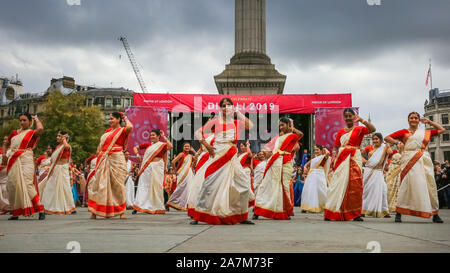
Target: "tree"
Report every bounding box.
[36,89,106,164]
[0,119,20,140]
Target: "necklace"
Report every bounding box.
[408,127,417,134]
[344,126,354,132]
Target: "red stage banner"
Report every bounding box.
[133,93,352,113]
[125,106,168,159]
[314,107,359,150]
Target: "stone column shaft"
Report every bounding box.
[235,0,266,54]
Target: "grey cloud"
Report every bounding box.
[1,0,232,49]
[266,0,450,68]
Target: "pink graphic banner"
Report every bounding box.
[133,93,352,113]
[125,106,168,159]
[314,107,359,150]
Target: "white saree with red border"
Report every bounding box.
[396,128,439,218]
[133,141,167,214]
[88,128,128,218]
[300,154,329,213]
[192,120,252,225]
[361,144,389,217]
[38,144,75,215]
[6,129,44,217]
[254,132,301,220]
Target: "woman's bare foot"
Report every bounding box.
[120,213,126,219]
[90,214,96,220]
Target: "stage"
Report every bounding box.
[127,93,354,159]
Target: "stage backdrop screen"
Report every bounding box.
[314,107,359,150]
[125,106,168,158]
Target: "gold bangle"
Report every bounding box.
[360,119,366,124]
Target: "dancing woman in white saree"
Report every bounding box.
[36,146,52,184]
[324,109,376,221]
[187,134,214,217]
[361,133,392,218]
[132,129,172,214]
[124,151,135,209]
[191,97,255,225]
[88,112,133,219]
[252,151,267,197]
[253,118,303,220]
[2,113,45,220]
[385,150,402,213]
[84,154,96,206]
[0,139,11,215]
[38,131,76,215]
[238,140,255,207]
[166,142,195,211]
[300,145,330,213]
[385,112,445,223]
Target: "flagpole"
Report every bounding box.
[430,58,433,90]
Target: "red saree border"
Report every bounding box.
[45,207,76,215]
[187,207,196,217]
[166,201,187,211]
[396,207,438,219]
[324,209,361,221]
[195,152,209,173]
[193,210,248,225]
[132,205,166,214]
[204,146,237,179]
[88,199,126,217]
[12,194,43,217]
[254,206,290,220]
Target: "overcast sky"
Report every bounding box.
[1,0,450,135]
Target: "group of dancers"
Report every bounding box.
[0,98,445,225]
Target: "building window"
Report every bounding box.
[431,152,435,161]
[94,97,104,106]
[429,116,433,121]
[106,98,112,108]
[442,114,449,125]
[124,98,130,107]
[1,110,3,118]
[430,137,434,143]
[443,134,450,142]
[444,151,450,162]
[87,98,92,106]
[113,97,121,106]
[33,105,37,114]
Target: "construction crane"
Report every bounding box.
[118,36,148,93]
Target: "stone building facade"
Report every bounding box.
[424,88,450,163]
[0,76,134,127]
[79,87,134,119]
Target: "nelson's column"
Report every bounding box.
[214,0,286,95]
